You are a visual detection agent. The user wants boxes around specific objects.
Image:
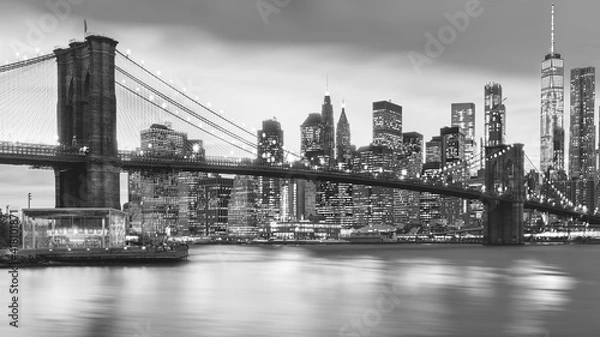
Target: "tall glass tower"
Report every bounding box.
[451,103,477,174]
[569,67,595,179]
[540,4,565,175]
[484,83,505,148]
[372,100,403,150]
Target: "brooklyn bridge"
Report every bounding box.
[1,34,597,245]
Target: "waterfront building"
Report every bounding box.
[227,175,260,236]
[296,179,317,220]
[22,209,127,249]
[197,175,233,235]
[258,220,341,240]
[128,123,205,234]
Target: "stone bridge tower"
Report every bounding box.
[54,35,120,209]
[484,143,525,245]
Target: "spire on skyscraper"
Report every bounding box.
[321,82,335,167]
[550,3,555,54]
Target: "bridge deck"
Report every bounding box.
[1,143,598,223]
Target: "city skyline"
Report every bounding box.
[3,3,600,336]
[1,0,600,210]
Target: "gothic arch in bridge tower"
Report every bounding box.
[505,159,514,192]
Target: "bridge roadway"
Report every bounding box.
[1,142,599,223]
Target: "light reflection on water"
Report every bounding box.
[2,245,599,337]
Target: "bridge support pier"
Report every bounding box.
[484,144,525,245]
[54,35,121,209]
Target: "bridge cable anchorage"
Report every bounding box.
[114,65,256,153]
[115,49,302,160]
[115,81,254,156]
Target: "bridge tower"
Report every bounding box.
[53,35,120,209]
[484,143,525,245]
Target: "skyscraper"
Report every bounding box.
[333,103,354,226]
[484,83,506,147]
[440,126,466,226]
[540,4,565,174]
[421,137,442,226]
[373,100,403,150]
[257,119,284,165]
[451,103,477,175]
[352,145,397,227]
[451,103,476,141]
[441,126,465,167]
[397,132,423,224]
[425,136,442,163]
[228,175,260,236]
[128,123,206,234]
[336,103,352,168]
[321,92,336,168]
[257,119,284,221]
[197,175,233,235]
[300,113,324,166]
[569,67,596,179]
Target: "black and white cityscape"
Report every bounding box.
[1,1,600,336]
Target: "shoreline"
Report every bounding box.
[3,240,599,268]
[0,246,188,268]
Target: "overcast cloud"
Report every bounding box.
[0,0,599,210]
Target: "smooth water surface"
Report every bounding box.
[1,244,600,336]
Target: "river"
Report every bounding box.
[1,244,599,336]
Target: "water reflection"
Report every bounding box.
[508,259,574,336]
[0,245,592,337]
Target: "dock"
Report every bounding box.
[1,245,189,267]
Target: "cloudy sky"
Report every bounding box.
[1,0,599,210]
